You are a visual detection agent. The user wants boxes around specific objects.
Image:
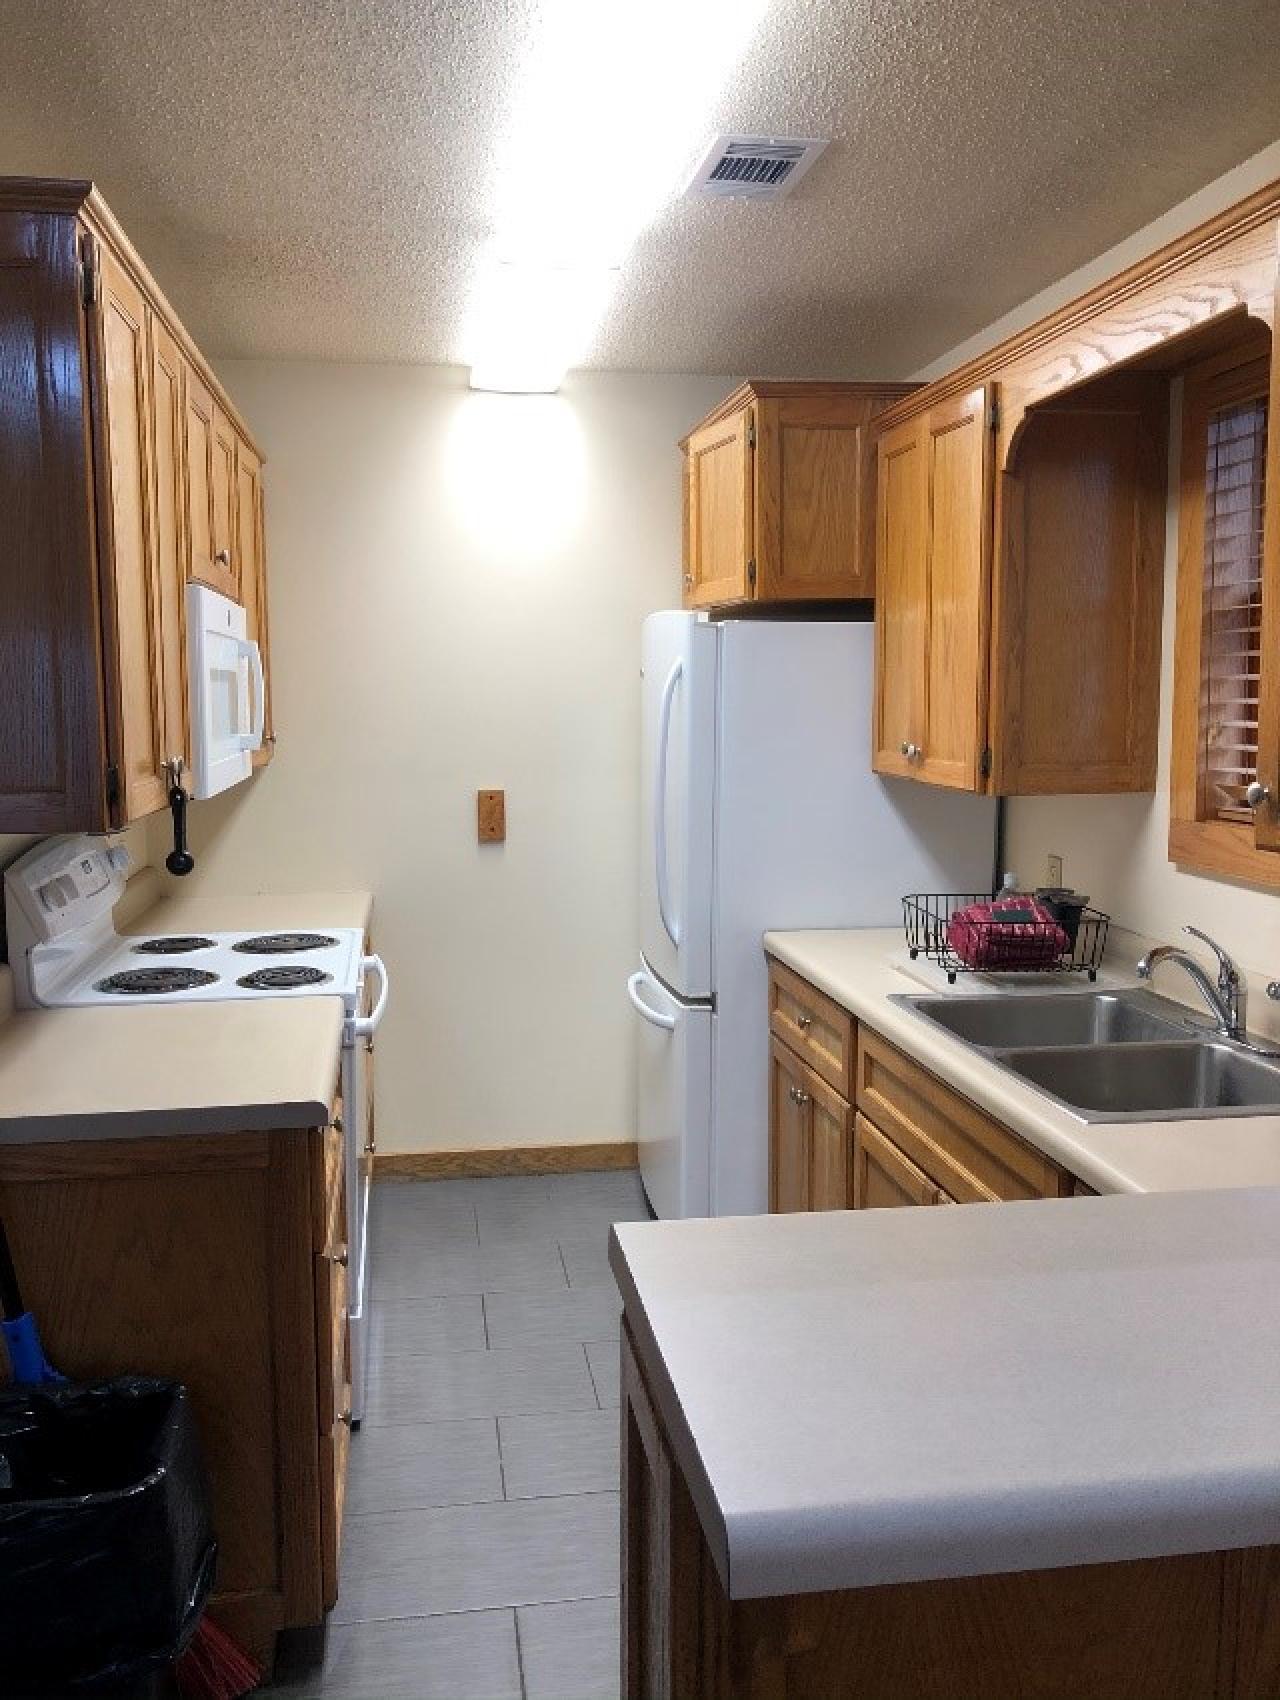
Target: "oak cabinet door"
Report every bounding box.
[234,436,274,766]
[853,1114,942,1208]
[755,397,872,601]
[809,1077,853,1211]
[147,314,189,778]
[873,413,928,776]
[94,245,169,823]
[917,386,993,791]
[183,366,221,593]
[211,404,239,598]
[685,406,753,607]
[769,1038,810,1213]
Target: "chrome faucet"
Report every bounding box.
[1136,927,1246,1040]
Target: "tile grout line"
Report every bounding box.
[494,1413,508,1501]
[481,1290,491,1349]
[583,1342,603,1410]
[512,1603,529,1700]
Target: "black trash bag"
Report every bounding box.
[0,1376,217,1695]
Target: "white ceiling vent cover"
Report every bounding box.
[686,134,829,200]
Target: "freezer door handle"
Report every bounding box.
[627,970,676,1032]
[654,658,682,948]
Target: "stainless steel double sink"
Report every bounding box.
[890,989,1280,1122]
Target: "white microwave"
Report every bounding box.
[186,582,265,798]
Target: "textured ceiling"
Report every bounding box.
[1,0,1278,376]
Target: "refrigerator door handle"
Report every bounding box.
[628,971,676,1032]
[654,658,682,948]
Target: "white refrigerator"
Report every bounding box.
[628,612,998,1220]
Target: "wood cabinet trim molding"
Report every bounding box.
[680,378,917,445]
[875,176,1280,434]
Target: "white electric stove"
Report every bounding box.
[3,835,389,1421]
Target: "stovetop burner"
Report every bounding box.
[96,967,221,996]
[131,936,216,955]
[232,933,338,955]
[236,965,333,991]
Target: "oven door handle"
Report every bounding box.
[353,954,389,1039]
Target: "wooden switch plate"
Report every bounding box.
[477,789,506,842]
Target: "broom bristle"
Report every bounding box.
[175,1615,263,1700]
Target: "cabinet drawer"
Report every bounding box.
[768,959,855,1097]
[856,1028,1065,1203]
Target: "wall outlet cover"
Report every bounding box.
[1046,853,1064,888]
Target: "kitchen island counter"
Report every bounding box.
[612,1188,1280,1602]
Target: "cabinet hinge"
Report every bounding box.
[79,236,99,310]
[747,557,757,592]
[987,396,1000,432]
[747,418,757,450]
[104,762,121,812]
[979,746,993,779]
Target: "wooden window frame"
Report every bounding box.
[1169,330,1280,887]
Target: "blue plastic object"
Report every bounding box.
[2,1312,65,1385]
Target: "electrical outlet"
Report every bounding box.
[1046,853,1064,888]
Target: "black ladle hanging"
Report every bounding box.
[165,758,195,877]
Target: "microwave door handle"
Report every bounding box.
[353,954,389,1039]
[235,639,266,751]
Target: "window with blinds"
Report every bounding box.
[1198,382,1268,821]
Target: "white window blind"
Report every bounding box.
[1201,391,1268,820]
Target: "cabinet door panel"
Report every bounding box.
[873,415,927,775]
[769,1038,810,1213]
[212,404,239,598]
[854,1114,940,1209]
[685,408,752,607]
[919,387,992,791]
[757,398,870,600]
[810,1077,853,1211]
[148,314,188,775]
[235,436,273,766]
[95,246,168,822]
[0,208,103,830]
[183,366,219,590]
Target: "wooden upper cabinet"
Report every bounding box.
[682,380,915,610]
[235,437,275,766]
[873,386,993,791]
[0,177,268,832]
[148,314,190,779]
[92,243,170,822]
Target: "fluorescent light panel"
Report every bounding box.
[467,0,770,392]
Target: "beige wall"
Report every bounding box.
[148,364,733,1153]
[916,138,1280,981]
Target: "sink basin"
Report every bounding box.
[895,990,1190,1050]
[1001,1041,1280,1121]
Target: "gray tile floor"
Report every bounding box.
[272,1168,649,1700]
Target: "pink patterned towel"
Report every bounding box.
[946,896,1070,971]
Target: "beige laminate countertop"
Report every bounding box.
[0,881,372,1144]
[764,927,1280,1197]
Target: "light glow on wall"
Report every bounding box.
[444,390,586,558]
[466,0,771,392]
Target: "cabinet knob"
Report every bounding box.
[683,573,693,589]
[901,741,921,761]
[796,1090,809,1106]
[338,1407,353,1428]
[214,548,231,566]
[796,1013,813,1031]
[1246,780,1271,808]
[330,1243,349,1268]
[332,1115,344,1134]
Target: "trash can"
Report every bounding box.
[0,1376,217,1696]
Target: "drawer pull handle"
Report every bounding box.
[338,1407,353,1427]
[330,1243,349,1268]
[796,1014,813,1031]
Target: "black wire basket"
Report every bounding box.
[902,893,1110,984]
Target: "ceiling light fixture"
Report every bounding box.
[467,0,771,393]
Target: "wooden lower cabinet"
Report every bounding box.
[768,959,1082,1216]
[769,1037,853,1212]
[0,1105,350,1668]
[622,1318,1280,1699]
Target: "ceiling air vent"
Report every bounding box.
[686,134,829,201]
